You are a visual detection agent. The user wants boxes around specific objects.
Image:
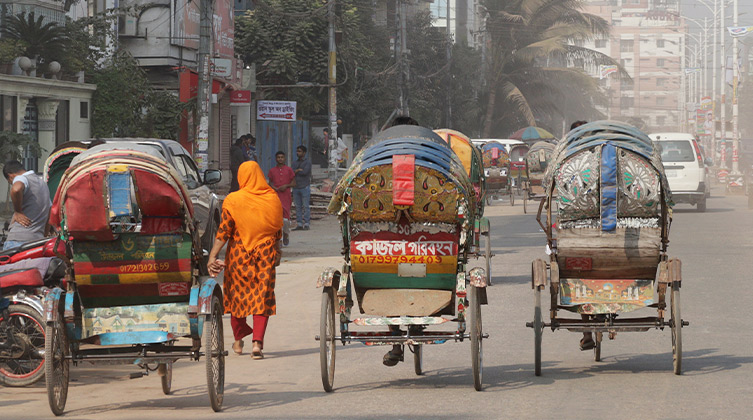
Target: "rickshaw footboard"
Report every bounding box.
[526,316,689,332]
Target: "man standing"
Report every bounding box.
[268,151,295,246]
[291,145,311,230]
[3,160,51,250]
[244,134,257,162]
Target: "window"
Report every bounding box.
[80,101,89,119]
[620,58,632,68]
[621,96,634,108]
[620,40,634,53]
[430,0,447,19]
[657,116,666,126]
[657,58,666,67]
[657,78,667,87]
[657,97,666,106]
[622,79,634,90]
[595,39,607,48]
[659,140,695,162]
[656,39,665,48]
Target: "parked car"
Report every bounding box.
[82,138,224,260]
[649,132,711,212]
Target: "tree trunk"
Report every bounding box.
[483,86,497,138]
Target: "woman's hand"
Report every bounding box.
[208,258,226,277]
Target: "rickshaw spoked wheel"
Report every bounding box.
[0,304,46,387]
[523,191,528,214]
[320,287,336,392]
[160,361,173,395]
[412,344,423,375]
[469,285,483,391]
[671,282,682,375]
[204,294,225,411]
[533,285,542,376]
[509,189,515,207]
[45,317,70,416]
[594,332,602,362]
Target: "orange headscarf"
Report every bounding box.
[221,161,283,250]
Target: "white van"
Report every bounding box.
[649,132,711,212]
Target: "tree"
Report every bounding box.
[480,0,627,137]
[1,12,68,71]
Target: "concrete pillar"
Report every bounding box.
[37,99,60,166]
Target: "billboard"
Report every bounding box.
[172,0,233,59]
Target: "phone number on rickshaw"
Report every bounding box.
[354,255,443,264]
[119,262,171,273]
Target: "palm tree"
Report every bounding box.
[1,12,68,67]
[481,0,627,137]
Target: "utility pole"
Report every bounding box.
[327,0,338,180]
[445,0,451,128]
[720,0,727,169]
[397,0,409,116]
[711,0,718,161]
[730,0,740,177]
[196,0,213,172]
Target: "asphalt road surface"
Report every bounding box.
[2,185,752,419]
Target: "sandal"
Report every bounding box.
[252,341,264,359]
[232,340,244,355]
[579,337,596,351]
[382,349,404,367]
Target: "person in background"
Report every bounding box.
[570,120,588,130]
[230,135,249,192]
[268,151,295,246]
[3,160,52,250]
[207,161,283,360]
[292,145,312,231]
[244,134,257,162]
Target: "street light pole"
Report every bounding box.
[327,0,338,180]
[720,0,728,169]
[196,0,213,172]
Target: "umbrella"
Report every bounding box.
[509,126,555,142]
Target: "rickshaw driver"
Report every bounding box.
[382,115,421,367]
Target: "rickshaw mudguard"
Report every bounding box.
[196,277,222,315]
[44,287,64,324]
[316,267,341,288]
[189,277,222,337]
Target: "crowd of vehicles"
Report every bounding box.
[2,120,717,409]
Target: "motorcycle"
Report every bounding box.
[0,224,66,387]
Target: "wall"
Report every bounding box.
[256,121,310,175]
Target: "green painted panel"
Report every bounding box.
[353,272,455,290]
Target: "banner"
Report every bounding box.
[599,64,618,80]
[684,68,701,75]
[728,26,753,38]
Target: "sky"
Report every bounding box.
[681,0,753,30]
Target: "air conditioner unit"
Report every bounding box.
[118,14,137,36]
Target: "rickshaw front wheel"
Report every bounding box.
[45,317,69,416]
[160,362,173,395]
[533,285,542,376]
[204,294,225,411]
[412,344,423,376]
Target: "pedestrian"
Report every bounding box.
[206,161,283,359]
[229,135,248,192]
[2,160,52,250]
[292,145,312,231]
[244,134,257,162]
[268,151,295,246]
[324,128,348,169]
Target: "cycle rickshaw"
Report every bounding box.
[521,141,556,214]
[481,141,514,206]
[44,144,225,415]
[318,125,489,391]
[526,121,686,375]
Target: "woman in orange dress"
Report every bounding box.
[207,161,283,359]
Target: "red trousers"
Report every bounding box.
[230,315,269,343]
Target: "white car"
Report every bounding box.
[649,132,711,212]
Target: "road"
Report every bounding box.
[2,186,752,419]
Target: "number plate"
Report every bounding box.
[398,263,427,278]
[665,170,678,177]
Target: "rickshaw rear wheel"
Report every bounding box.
[533,286,542,376]
[45,317,69,416]
[484,232,492,286]
[671,282,682,375]
[470,285,483,391]
[320,287,336,392]
[523,191,529,214]
[594,332,602,362]
[204,294,225,412]
[412,344,423,375]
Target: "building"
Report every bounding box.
[0,0,96,204]
[428,0,485,49]
[581,0,684,132]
